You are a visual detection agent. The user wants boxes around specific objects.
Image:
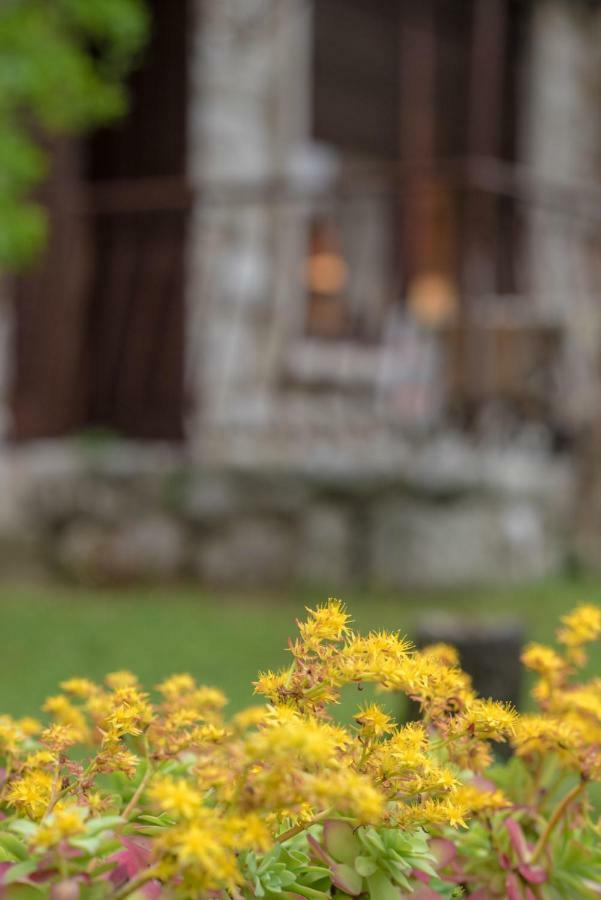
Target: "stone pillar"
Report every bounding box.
[185,0,313,463]
[522,0,601,429]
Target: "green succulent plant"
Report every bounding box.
[308,820,452,899]
[242,835,331,900]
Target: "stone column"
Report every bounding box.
[185,0,313,463]
[522,0,601,429]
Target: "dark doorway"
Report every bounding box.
[12,0,190,440]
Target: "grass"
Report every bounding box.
[0,575,600,720]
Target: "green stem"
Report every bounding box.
[123,762,153,820]
[0,757,13,802]
[276,807,333,844]
[531,780,586,864]
[57,849,69,881]
[42,763,64,820]
[113,865,162,900]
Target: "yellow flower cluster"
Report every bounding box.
[0,599,600,897]
[511,604,601,783]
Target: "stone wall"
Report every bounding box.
[0,438,574,588]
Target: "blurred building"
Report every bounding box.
[2,0,601,586]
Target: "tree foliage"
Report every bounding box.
[0,0,149,268]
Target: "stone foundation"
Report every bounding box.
[0,438,575,588]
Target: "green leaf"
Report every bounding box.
[366,870,404,900]
[79,885,108,900]
[7,822,37,840]
[3,886,44,900]
[85,815,125,835]
[323,821,360,866]
[330,864,363,896]
[69,835,102,854]
[2,861,38,885]
[354,856,378,878]
[357,828,385,857]
[0,834,28,862]
[135,814,174,827]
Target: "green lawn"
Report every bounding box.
[1,576,600,720]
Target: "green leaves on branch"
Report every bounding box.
[0,0,149,268]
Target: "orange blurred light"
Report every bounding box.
[305,252,349,296]
[407,273,457,327]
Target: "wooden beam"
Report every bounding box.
[461,0,508,305]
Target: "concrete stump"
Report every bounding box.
[414,615,525,709]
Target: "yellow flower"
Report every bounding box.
[557,604,601,656]
[59,678,99,699]
[34,805,86,848]
[18,717,42,736]
[149,776,203,820]
[512,714,581,760]
[87,791,109,813]
[298,598,351,646]
[338,631,413,684]
[163,708,203,731]
[105,670,139,690]
[102,687,153,739]
[420,643,460,668]
[395,794,469,830]
[0,716,23,755]
[94,747,140,779]
[311,769,385,823]
[389,655,474,719]
[454,783,509,813]
[253,670,290,703]
[381,722,428,769]
[165,821,241,890]
[231,705,268,732]
[43,695,89,741]
[521,643,566,679]
[225,813,271,852]
[40,723,79,751]
[190,724,229,744]
[245,717,344,767]
[23,750,56,769]
[156,673,196,699]
[189,687,228,712]
[6,769,53,819]
[354,703,395,739]
[456,699,518,742]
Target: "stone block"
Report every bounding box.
[182,470,310,523]
[369,496,561,588]
[56,515,187,583]
[297,503,351,586]
[194,516,294,586]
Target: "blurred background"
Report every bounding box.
[2,0,601,717]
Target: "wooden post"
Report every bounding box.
[12,138,91,439]
[399,1,458,320]
[462,0,508,306]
